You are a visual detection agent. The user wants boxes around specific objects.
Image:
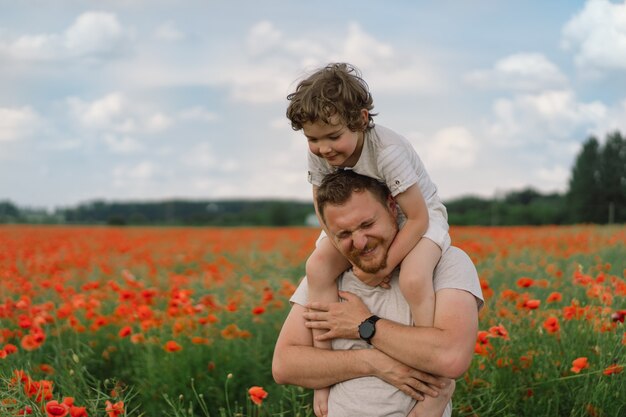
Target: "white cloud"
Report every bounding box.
[0,11,128,62]
[331,23,393,68]
[422,126,478,169]
[0,34,62,60]
[488,90,607,144]
[145,113,172,132]
[536,165,570,190]
[64,12,125,57]
[181,143,240,172]
[466,53,568,91]
[562,0,626,71]
[103,134,143,154]
[178,107,218,123]
[154,21,185,41]
[214,21,444,104]
[68,92,131,131]
[181,143,216,167]
[67,92,172,134]
[0,106,40,142]
[112,161,156,186]
[247,21,282,55]
[591,98,626,139]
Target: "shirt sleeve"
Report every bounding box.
[307,151,334,186]
[376,144,421,197]
[289,276,309,306]
[433,247,484,310]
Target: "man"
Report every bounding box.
[272,170,483,417]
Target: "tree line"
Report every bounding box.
[2,132,624,226]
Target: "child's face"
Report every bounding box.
[302,113,366,168]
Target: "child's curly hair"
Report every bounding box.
[286,63,376,132]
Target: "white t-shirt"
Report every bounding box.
[290,246,484,417]
[307,124,450,251]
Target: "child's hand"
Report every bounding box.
[352,265,391,288]
[314,388,329,417]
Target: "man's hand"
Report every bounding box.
[304,291,372,340]
[367,348,445,402]
[407,378,455,417]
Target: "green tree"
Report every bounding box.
[600,131,626,223]
[0,200,21,223]
[567,137,602,223]
[567,132,626,223]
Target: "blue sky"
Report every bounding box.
[2,0,626,209]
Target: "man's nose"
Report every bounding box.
[352,232,367,250]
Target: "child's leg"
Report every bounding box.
[306,237,350,417]
[398,238,442,327]
[306,237,351,346]
[313,387,329,417]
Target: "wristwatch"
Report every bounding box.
[358,315,381,344]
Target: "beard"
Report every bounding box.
[345,218,398,274]
[347,237,388,274]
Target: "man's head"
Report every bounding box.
[316,170,398,281]
[286,63,376,132]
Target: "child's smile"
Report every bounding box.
[302,115,365,168]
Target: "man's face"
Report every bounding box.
[322,189,398,286]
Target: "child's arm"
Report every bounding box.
[354,183,428,280]
[312,185,328,235]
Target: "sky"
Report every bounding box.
[2,0,626,210]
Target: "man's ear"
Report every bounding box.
[387,195,397,216]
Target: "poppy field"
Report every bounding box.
[0,224,625,416]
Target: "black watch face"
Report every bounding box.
[359,321,375,339]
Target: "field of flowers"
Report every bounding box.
[0,224,624,416]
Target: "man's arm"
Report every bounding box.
[272,303,370,388]
[372,288,478,378]
[305,288,479,379]
[272,303,444,399]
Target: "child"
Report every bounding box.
[286,63,451,416]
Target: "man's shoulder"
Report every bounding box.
[434,247,484,308]
[439,246,474,269]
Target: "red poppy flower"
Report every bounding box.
[488,324,509,339]
[45,400,70,417]
[603,364,623,376]
[571,357,589,373]
[69,406,88,417]
[17,405,33,416]
[105,400,124,417]
[118,326,132,338]
[516,277,534,288]
[542,317,560,333]
[248,386,268,405]
[3,343,18,355]
[546,292,562,303]
[611,310,626,323]
[164,340,182,352]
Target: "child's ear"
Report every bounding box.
[360,109,369,129]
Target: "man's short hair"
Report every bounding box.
[316,170,391,221]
